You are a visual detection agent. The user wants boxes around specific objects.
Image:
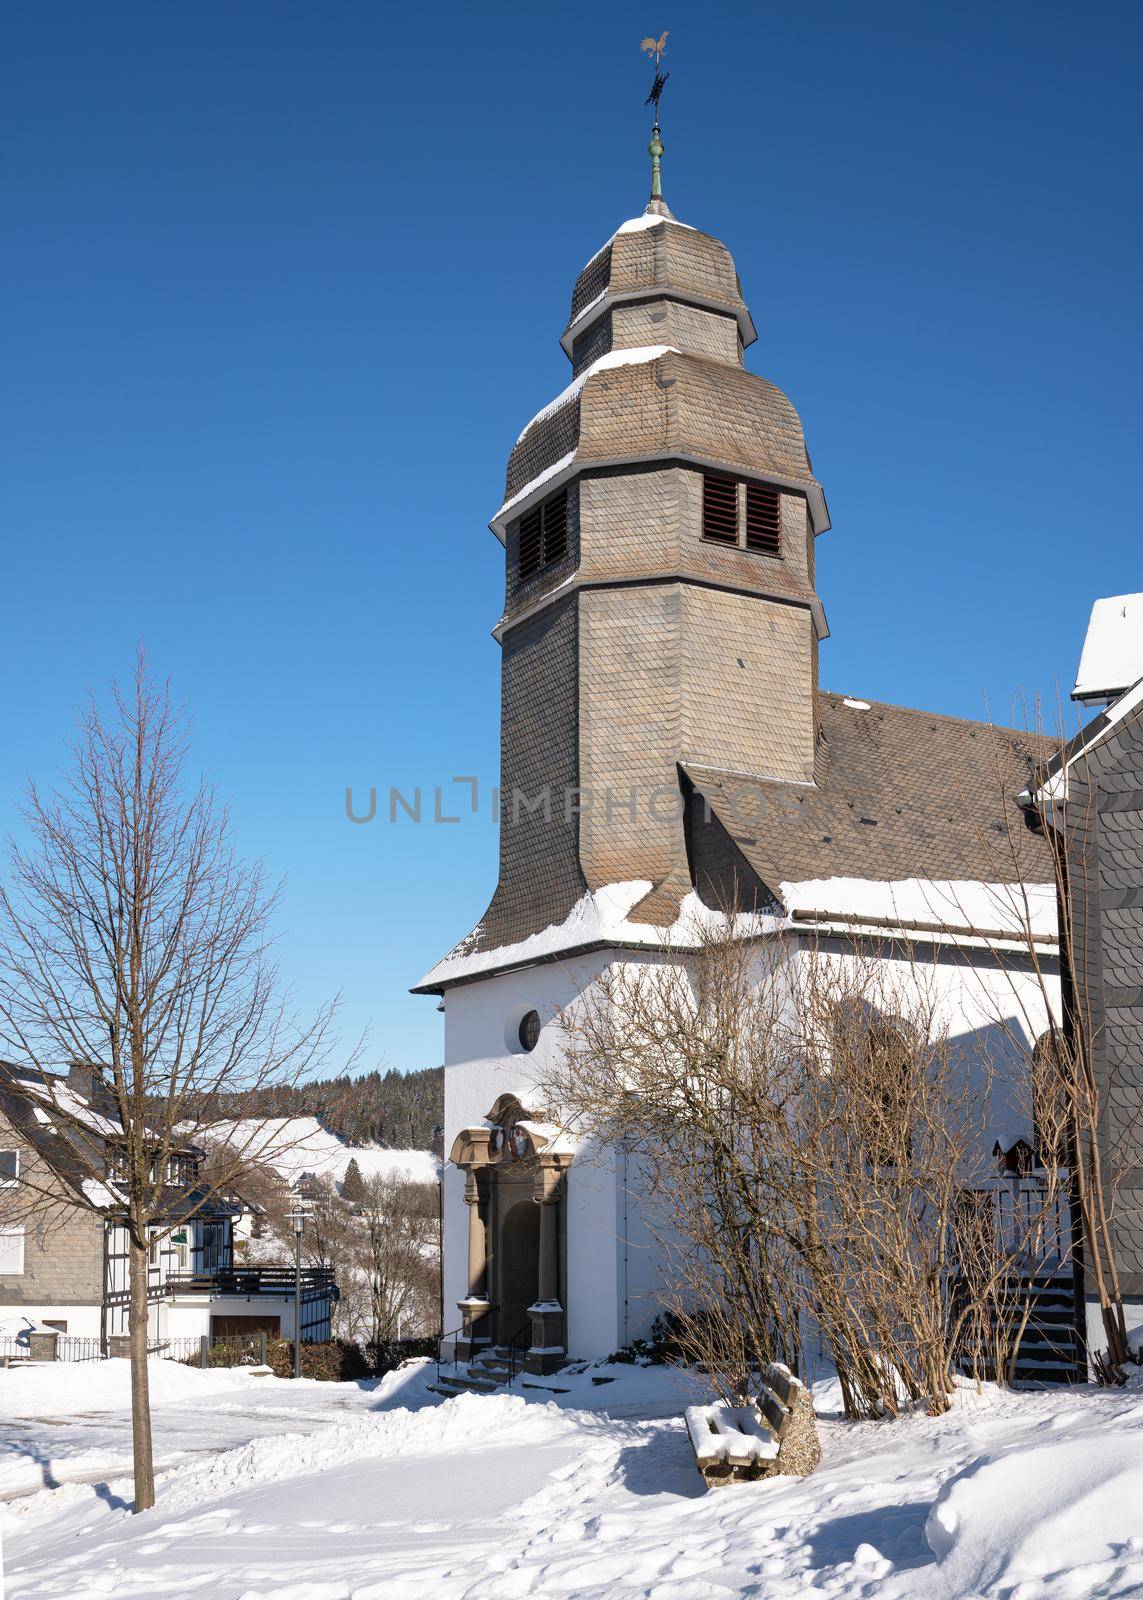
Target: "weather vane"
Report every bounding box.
[641,31,669,111]
[640,32,670,210]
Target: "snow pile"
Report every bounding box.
[198,1116,439,1189]
[918,1424,1143,1599]
[0,1354,264,1417]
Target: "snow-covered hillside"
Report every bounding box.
[2,1360,1142,1599]
[200,1115,439,1188]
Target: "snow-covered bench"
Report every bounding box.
[685,1363,820,1485]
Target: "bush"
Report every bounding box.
[181,1334,440,1381]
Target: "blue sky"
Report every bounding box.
[3,1,1140,1076]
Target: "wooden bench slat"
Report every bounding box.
[686,1366,820,1486]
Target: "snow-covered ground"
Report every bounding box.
[199,1115,440,1188]
[2,1359,1142,1600]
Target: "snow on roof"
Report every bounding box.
[780,877,1058,941]
[614,212,696,237]
[82,1178,124,1209]
[198,1116,439,1189]
[572,212,697,282]
[418,881,779,989]
[21,1078,123,1139]
[1073,593,1143,703]
[497,450,577,521]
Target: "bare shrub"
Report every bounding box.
[546,926,1066,1419]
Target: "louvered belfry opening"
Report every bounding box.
[702,472,784,557]
[518,503,543,580]
[745,481,781,556]
[517,489,568,582]
[701,473,739,545]
[542,488,567,564]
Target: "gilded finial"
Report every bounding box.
[640,32,672,217]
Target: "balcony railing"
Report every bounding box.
[165,1265,337,1301]
[957,1174,1072,1277]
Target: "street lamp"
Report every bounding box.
[284,1201,312,1379]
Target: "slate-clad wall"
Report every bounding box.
[479,595,588,954]
[1066,700,1143,1295]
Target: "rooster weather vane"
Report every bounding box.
[641,31,669,110]
[640,32,670,208]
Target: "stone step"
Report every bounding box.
[429,1372,504,1397]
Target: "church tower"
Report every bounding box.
[419,72,1065,1378]
[462,112,830,959]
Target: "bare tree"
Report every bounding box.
[0,656,340,1511]
[545,924,1067,1419]
[355,1173,438,1346]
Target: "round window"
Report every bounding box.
[517,1009,541,1053]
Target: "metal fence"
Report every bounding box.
[58,1335,104,1362]
[162,1333,270,1368]
[0,1333,103,1363]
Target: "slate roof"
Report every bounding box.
[684,693,1054,893]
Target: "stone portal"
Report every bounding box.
[450,1092,573,1374]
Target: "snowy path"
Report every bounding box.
[3,1361,1143,1599]
[0,1361,393,1500]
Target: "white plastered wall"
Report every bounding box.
[0,1301,103,1338]
[789,932,1061,1153]
[442,951,677,1360]
[440,930,1061,1362]
[164,1294,297,1340]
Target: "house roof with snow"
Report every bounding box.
[0,1060,238,1220]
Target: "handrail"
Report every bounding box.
[436,1322,467,1386]
[506,1319,532,1386]
[436,1306,498,1384]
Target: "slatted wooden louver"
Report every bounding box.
[518,504,543,579]
[745,482,781,556]
[542,489,567,564]
[702,474,739,544]
[516,489,568,582]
